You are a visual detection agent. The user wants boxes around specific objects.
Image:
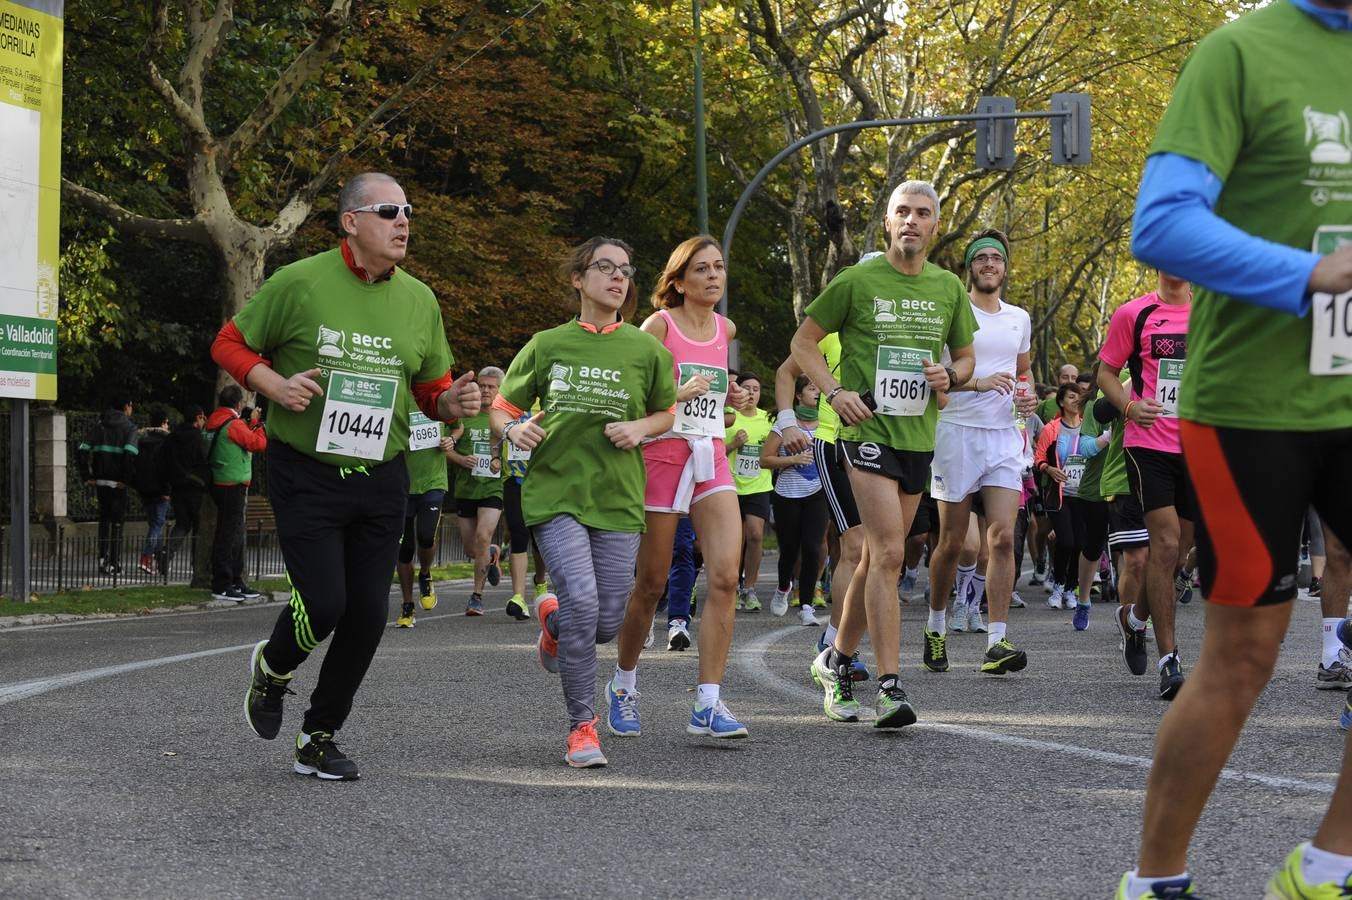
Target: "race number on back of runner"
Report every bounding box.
[316,370,399,460]
[1310,226,1352,376]
[407,410,442,452]
[674,363,729,437]
[873,346,929,416]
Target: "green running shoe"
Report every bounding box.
[810,647,860,722]
[1265,843,1352,898]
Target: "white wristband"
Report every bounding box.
[775,408,799,431]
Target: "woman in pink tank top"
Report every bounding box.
[607,236,753,739]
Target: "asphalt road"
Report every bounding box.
[1,560,1346,899]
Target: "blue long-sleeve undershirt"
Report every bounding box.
[1130,0,1349,317]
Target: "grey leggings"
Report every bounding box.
[533,515,640,728]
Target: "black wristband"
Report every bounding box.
[943,366,959,389]
[826,387,844,404]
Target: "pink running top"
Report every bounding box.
[656,309,731,441]
[1100,292,1190,454]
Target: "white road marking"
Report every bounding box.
[734,625,1338,797]
[0,645,254,706]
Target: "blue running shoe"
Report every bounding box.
[606,681,641,737]
[850,655,870,682]
[900,571,917,595]
[815,631,829,655]
[1073,602,1090,631]
[1340,696,1350,733]
[687,700,749,738]
[1339,616,1352,648]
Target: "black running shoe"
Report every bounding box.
[235,583,262,600]
[245,641,294,740]
[1159,655,1185,701]
[1116,604,1149,676]
[980,639,1028,675]
[873,681,917,729]
[293,731,359,781]
[1174,572,1193,605]
[922,629,949,673]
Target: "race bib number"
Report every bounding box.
[873,346,929,416]
[735,446,761,479]
[1156,359,1184,417]
[1311,226,1352,375]
[316,370,398,460]
[407,411,442,452]
[1064,454,1086,493]
[507,440,530,465]
[471,440,500,479]
[674,363,729,437]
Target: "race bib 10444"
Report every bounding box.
[674,363,729,437]
[1311,226,1352,375]
[873,346,929,416]
[407,411,442,452]
[316,370,399,460]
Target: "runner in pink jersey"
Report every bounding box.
[1097,272,1197,700]
[608,236,753,741]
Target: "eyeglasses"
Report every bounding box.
[971,253,1005,265]
[586,259,637,279]
[348,203,412,220]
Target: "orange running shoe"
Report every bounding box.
[536,593,559,673]
[565,718,607,768]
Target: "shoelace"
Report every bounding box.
[926,631,945,658]
[880,682,908,702]
[568,720,600,750]
[337,465,371,479]
[305,732,344,759]
[614,689,640,723]
[834,663,855,703]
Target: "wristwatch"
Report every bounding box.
[943,366,959,389]
[826,387,844,404]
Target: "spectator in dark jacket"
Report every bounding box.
[206,385,267,601]
[76,399,138,575]
[135,405,173,575]
[163,404,210,570]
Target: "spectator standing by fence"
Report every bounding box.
[206,386,267,602]
[163,404,210,570]
[75,398,138,575]
[134,405,173,575]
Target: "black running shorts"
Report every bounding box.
[813,437,860,534]
[1125,445,1194,519]
[1182,422,1352,607]
[839,440,932,495]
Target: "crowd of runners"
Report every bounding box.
[210,1,1352,894]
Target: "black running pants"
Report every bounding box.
[261,441,408,735]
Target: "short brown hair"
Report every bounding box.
[559,237,638,322]
[651,235,722,310]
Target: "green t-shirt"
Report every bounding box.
[1098,373,1131,500]
[805,256,978,451]
[725,408,774,495]
[403,405,450,495]
[499,320,676,532]
[815,333,843,443]
[233,248,454,467]
[1035,395,1059,427]
[1149,1,1352,430]
[1076,400,1110,502]
[451,412,504,500]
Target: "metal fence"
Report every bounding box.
[0,518,474,599]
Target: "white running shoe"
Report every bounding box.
[967,606,987,633]
[667,618,692,651]
[798,605,818,626]
[770,589,791,617]
[1046,579,1060,596]
[1010,591,1027,609]
[643,621,655,649]
[949,604,968,633]
[1046,587,1062,610]
[1061,591,1078,611]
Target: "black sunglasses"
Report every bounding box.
[349,203,413,220]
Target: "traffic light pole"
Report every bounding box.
[717,95,1090,366]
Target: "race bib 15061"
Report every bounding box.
[873,346,929,416]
